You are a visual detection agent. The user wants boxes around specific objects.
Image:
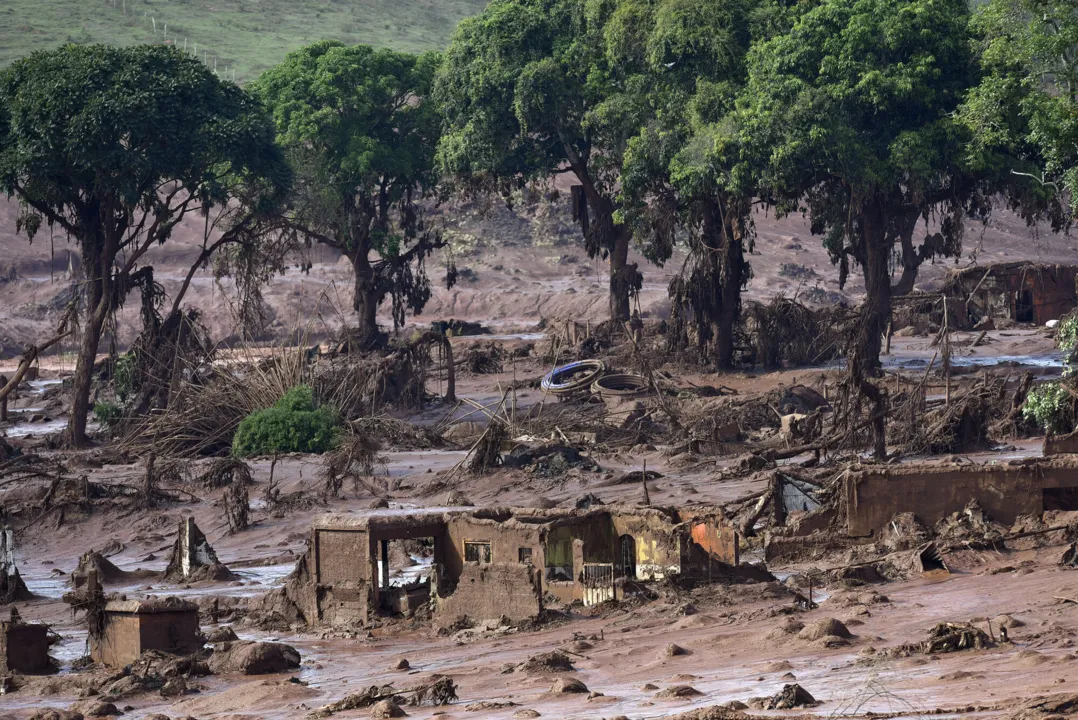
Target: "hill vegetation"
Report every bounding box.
[0,0,487,81]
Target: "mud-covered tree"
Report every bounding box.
[963,0,1078,222]
[615,0,756,368]
[737,0,988,456]
[435,0,648,322]
[0,44,290,445]
[253,41,449,348]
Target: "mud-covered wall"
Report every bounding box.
[138,610,201,658]
[92,615,142,667]
[0,622,50,673]
[434,562,541,628]
[91,610,199,667]
[844,462,1078,537]
[443,517,544,581]
[313,529,372,626]
[687,520,739,567]
[611,512,682,579]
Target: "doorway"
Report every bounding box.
[619,534,636,579]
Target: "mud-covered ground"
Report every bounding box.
[3,324,1078,720]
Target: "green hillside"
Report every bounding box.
[0,0,487,82]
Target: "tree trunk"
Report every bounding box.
[891,214,920,296]
[351,249,379,348]
[854,200,891,459]
[67,223,116,446]
[716,209,746,370]
[68,300,107,446]
[608,227,632,322]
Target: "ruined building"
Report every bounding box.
[90,597,201,667]
[163,517,233,582]
[1,609,53,675]
[0,528,31,603]
[945,262,1078,328]
[263,506,741,629]
[766,458,1078,561]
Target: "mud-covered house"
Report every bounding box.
[90,598,201,667]
[269,506,741,629]
[945,262,1078,328]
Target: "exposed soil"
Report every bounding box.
[3,192,1078,720]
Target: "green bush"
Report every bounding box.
[114,352,136,402]
[1022,382,1074,435]
[93,401,123,429]
[232,385,340,457]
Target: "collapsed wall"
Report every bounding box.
[163,517,234,582]
[0,529,31,603]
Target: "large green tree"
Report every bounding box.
[738,0,987,456]
[253,41,450,348]
[435,0,647,322]
[963,0,1078,220]
[615,0,758,368]
[0,44,290,445]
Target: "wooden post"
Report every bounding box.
[0,374,6,422]
[943,297,951,407]
[443,335,456,404]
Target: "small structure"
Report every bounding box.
[842,458,1078,539]
[163,517,233,582]
[0,610,52,674]
[945,262,1078,328]
[0,529,31,603]
[90,598,201,667]
[277,505,741,630]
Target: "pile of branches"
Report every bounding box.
[119,339,434,457]
[891,373,1031,454]
[321,432,387,500]
[309,676,457,718]
[461,343,504,374]
[743,298,851,369]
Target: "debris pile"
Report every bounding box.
[309,676,458,718]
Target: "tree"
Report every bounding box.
[963,0,1078,223]
[253,41,450,348]
[615,0,757,368]
[435,0,647,322]
[737,0,987,457]
[0,44,290,445]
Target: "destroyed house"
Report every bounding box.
[841,459,1078,539]
[0,615,52,674]
[301,506,739,628]
[945,262,1078,328]
[90,598,201,668]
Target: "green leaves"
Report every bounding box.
[0,44,290,248]
[964,0,1078,217]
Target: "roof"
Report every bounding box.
[948,261,1078,282]
[104,597,198,614]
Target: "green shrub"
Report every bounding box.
[232,385,340,457]
[1022,382,1074,435]
[114,352,136,402]
[93,401,123,429]
[1058,313,1078,376]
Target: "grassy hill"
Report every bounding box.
[0,0,487,82]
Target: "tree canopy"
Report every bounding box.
[737,0,986,455]
[0,43,291,443]
[253,40,449,346]
[963,0,1078,223]
[435,0,649,321]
